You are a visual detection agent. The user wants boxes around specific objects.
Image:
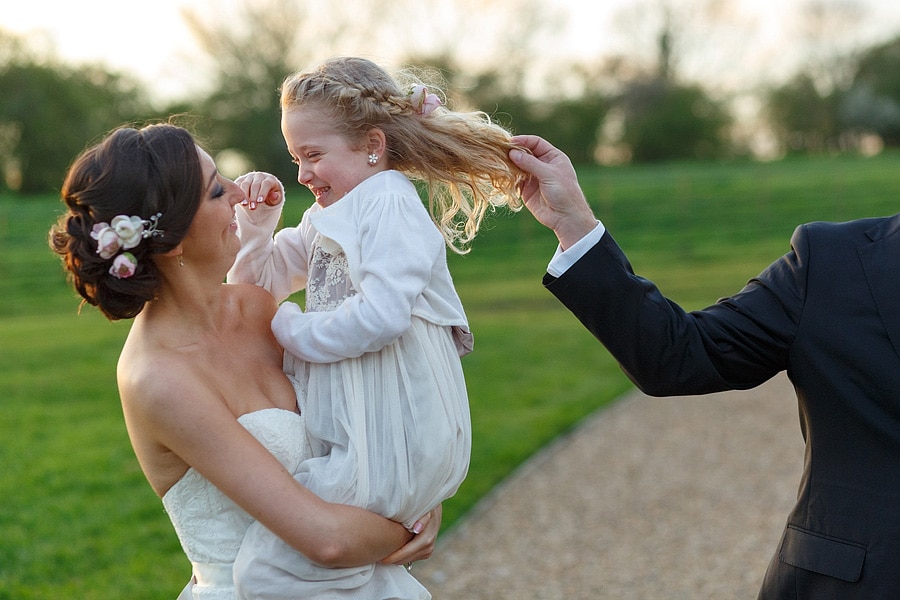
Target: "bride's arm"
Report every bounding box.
[382,504,442,565]
[121,363,415,568]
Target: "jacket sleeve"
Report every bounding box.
[544,228,807,395]
[227,199,312,303]
[272,192,443,363]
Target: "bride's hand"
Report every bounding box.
[380,504,442,566]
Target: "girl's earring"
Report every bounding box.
[177,255,184,267]
[368,153,379,165]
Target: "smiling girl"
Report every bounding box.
[227,56,523,599]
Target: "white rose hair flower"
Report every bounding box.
[110,215,146,249]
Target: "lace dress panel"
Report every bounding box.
[305,235,356,313]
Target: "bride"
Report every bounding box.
[49,123,439,599]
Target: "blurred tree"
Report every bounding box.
[618,78,730,162]
[600,0,733,162]
[523,96,608,166]
[842,36,900,146]
[763,1,878,155]
[792,0,865,96]
[766,73,840,154]
[0,33,151,193]
[180,0,308,183]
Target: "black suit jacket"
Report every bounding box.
[544,215,900,599]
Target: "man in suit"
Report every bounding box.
[507,134,900,599]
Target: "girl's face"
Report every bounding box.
[281,107,385,208]
[179,148,244,266]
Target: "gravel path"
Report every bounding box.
[413,373,804,599]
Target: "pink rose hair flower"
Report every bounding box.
[409,85,441,116]
[91,223,124,259]
[109,252,138,279]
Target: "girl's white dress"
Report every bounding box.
[228,170,472,599]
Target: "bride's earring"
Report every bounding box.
[368,153,379,165]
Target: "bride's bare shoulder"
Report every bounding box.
[226,282,279,322]
[117,332,198,415]
[226,283,277,312]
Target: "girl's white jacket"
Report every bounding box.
[227,170,474,363]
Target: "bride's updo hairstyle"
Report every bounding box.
[49,124,204,320]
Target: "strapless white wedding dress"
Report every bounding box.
[162,408,310,600]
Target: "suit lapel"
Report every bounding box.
[859,214,900,359]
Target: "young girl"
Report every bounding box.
[228,56,523,599]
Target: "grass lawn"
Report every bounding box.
[2,151,898,599]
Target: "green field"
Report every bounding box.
[3,153,899,599]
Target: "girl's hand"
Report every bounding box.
[235,171,283,210]
[379,504,442,566]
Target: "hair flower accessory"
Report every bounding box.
[409,85,441,116]
[109,252,138,279]
[92,222,125,259]
[90,212,164,277]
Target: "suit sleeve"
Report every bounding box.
[544,228,807,395]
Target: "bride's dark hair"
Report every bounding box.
[49,124,204,320]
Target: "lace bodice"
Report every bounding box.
[305,235,356,313]
[162,408,310,600]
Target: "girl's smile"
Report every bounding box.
[281,106,387,208]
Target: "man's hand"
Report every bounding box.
[510,135,597,250]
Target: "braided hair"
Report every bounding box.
[280,57,523,252]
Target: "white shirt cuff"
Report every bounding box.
[546,221,605,278]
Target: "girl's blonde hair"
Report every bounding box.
[280,56,523,252]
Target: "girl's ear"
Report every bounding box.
[366,128,387,156]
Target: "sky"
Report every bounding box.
[3,0,900,103]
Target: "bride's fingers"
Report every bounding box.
[411,511,431,534]
[380,506,442,565]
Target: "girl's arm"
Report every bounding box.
[121,365,414,567]
[273,191,445,363]
[227,172,311,302]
